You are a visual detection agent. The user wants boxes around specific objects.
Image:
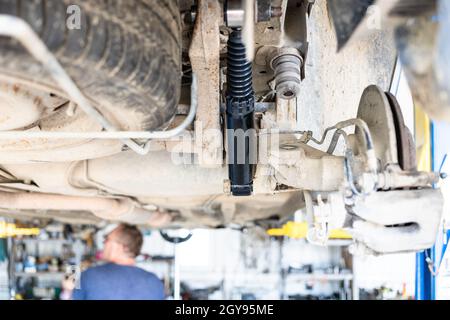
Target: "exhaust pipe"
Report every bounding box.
[0,191,171,226]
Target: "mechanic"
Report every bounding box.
[68,224,165,300]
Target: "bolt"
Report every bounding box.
[441,172,448,179]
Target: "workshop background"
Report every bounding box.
[0,221,416,300]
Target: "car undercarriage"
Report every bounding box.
[0,0,448,255]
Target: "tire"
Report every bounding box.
[0,0,182,132]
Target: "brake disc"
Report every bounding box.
[385,92,417,171]
[356,85,416,171]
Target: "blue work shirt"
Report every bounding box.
[72,262,165,300]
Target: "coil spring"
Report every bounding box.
[227,29,253,100]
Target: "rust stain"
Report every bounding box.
[33,96,42,107]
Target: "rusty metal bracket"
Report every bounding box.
[189,0,224,167]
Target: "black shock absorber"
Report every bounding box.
[226,29,256,196]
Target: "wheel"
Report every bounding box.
[0,0,181,162]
